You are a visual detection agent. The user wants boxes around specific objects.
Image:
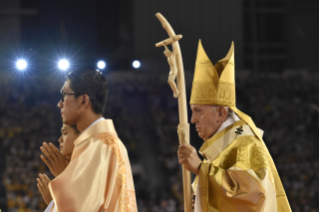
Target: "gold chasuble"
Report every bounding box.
[191,41,291,212]
[49,119,137,212]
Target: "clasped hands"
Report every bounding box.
[37,142,70,205]
[177,143,202,175]
[40,142,70,177]
[37,173,52,205]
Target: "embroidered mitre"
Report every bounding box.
[190,40,263,141]
[190,40,235,106]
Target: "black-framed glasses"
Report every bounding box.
[61,92,82,102]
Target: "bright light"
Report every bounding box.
[16,59,27,71]
[132,60,141,69]
[58,59,70,71]
[97,61,106,70]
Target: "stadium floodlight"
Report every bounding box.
[58,59,70,71]
[132,60,141,69]
[16,59,27,71]
[97,60,106,70]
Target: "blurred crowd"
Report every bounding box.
[0,72,318,212]
[0,79,143,212]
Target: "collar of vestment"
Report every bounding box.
[199,119,261,162]
[80,117,105,136]
[74,119,118,146]
[216,113,240,134]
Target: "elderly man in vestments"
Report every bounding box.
[50,69,137,212]
[177,41,291,211]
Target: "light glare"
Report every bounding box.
[97,61,106,70]
[58,59,70,71]
[132,60,141,69]
[16,59,27,71]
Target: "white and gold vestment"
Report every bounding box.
[191,41,291,211]
[49,119,137,212]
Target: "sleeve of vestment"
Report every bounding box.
[197,136,277,212]
[49,133,137,212]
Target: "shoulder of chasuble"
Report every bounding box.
[215,135,270,172]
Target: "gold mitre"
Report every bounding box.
[190,40,235,106]
[190,40,263,141]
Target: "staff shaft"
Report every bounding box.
[155,13,192,212]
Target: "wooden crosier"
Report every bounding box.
[155,13,192,212]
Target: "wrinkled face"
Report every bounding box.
[190,104,220,141]
[58,124,79,156]
[57,80,81,125]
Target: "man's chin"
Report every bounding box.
[62,119,74,125]
[62,117,67,124]
[197,132,205,140]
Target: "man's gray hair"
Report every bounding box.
[212,105,233,117]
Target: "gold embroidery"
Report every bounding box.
[252,145,269,169]
[200,120,245,153]
[117,165,127,211]
[128,190,137,212]
[273,172,286,197]
[94,133,137,212]
[217,83,235,106]
[190,82,218,104]
[190,81,235,106]
[236,140,251,168]
[220,148,237,169]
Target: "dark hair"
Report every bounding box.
[66,69,108,115]
[70,124,80,135]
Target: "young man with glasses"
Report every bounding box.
[50,69,137,212]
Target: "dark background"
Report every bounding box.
[0,0,318,212]
[1,0,318,72]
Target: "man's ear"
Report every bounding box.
[217,106,228,122]
[81,94,90,107]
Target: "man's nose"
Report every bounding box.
[191,113,197,124]
[57,99,63,108]
[58,135,63,143]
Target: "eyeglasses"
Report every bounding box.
[61,92,82,102]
